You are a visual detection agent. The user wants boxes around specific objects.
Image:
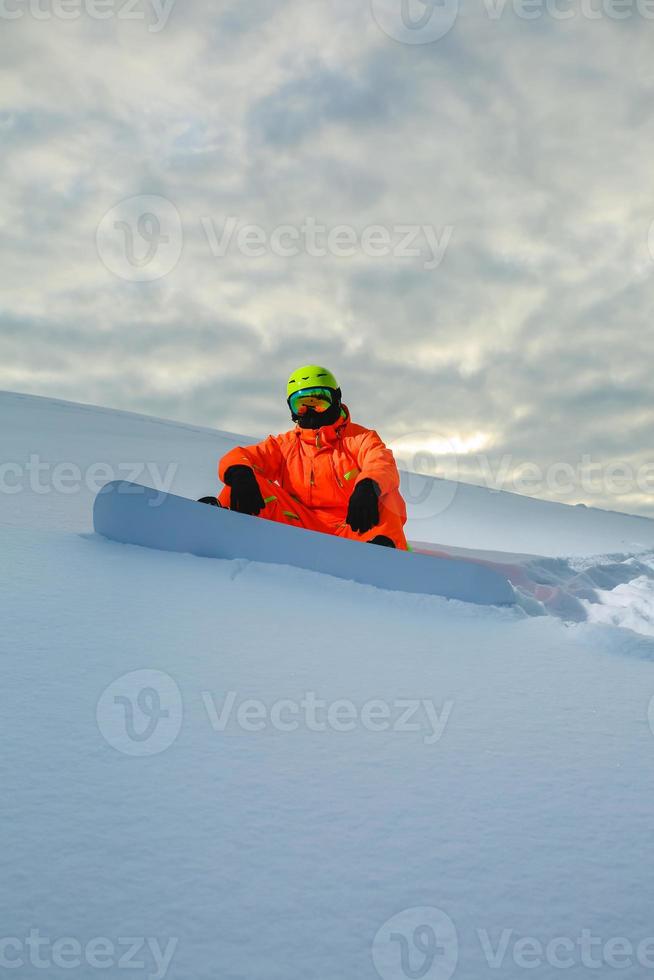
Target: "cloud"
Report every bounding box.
[1,0,654,518]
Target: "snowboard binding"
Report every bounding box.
[197,496,223,507]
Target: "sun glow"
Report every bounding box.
[390,432,492,458]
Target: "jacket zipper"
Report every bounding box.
[308,427,345,494]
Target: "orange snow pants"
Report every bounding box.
[218,473,408,549]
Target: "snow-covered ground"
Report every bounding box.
[2,390,654,980]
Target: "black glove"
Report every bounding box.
[346,478,381,534]
[223,465,265,516]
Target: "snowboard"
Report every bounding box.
[93,481,515,607]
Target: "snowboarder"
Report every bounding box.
[206,365,408,549]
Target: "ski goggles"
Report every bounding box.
[288,386,334,416]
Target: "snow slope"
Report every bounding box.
[4,388,654,629]
[4,389,654,556]
[2,391,654,980]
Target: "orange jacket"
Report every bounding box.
[218,406,407,522]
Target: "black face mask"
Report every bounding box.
[291,389,343,429]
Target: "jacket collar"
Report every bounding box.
[295,405,350,448]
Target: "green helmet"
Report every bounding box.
[286,365,342,428]
[286,365,339,399]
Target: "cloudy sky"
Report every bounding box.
[2,0,654,516]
